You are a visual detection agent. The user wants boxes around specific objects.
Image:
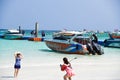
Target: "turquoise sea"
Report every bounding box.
[0,29,120,79]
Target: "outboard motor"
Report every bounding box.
[86,42,95,55]
[89,34,104,55]
[92,34,98,43]
[91,41,104,55]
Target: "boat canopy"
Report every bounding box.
[7,29,19,33]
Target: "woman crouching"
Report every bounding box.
[60,57,75,80]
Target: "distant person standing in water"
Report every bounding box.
[41,31,45,37]
[60,57,75,80]
[14,52,23,78]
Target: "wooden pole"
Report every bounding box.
[35,22,38,37]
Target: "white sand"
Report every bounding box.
[0,59,120,80]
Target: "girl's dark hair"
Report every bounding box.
[63,57,70,64]
[17,53,21,57]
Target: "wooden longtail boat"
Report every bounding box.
[112,32,120,39]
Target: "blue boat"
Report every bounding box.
[99,33,120,48]
[3,29,23,40]
[45,31,104,55]
[104,38,120,48]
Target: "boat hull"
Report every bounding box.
[3,34,23,40]
[104,39,120,48]
[45,40,88,55]
[112,36,120,39]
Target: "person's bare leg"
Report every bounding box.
[14,69,17,77]
[16,69,19,77]
[68,77,71,80]
[64,75,67,80]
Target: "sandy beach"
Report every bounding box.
[0,55,120,80]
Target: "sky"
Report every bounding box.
[0,0,120,31]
